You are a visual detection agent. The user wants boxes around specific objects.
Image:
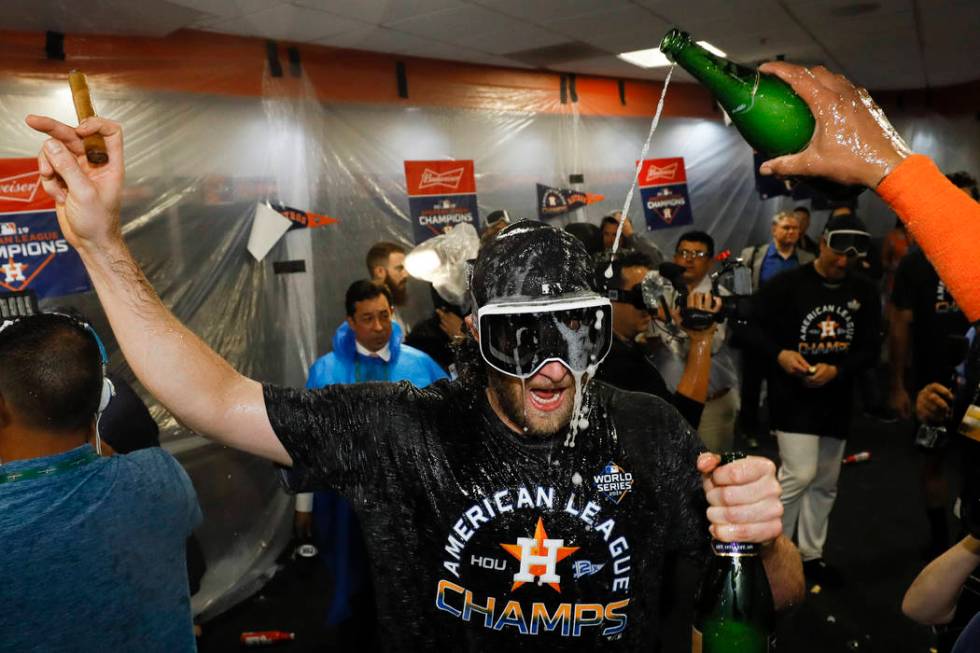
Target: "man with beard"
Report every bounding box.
[28,114,803,651]
[366,241,410,335]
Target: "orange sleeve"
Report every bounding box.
[877,154,980,322]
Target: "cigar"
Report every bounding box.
[67,70,108,165]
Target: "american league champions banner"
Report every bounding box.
[638,157,694,231]
[404,160,480,244]
[0,158,91,298]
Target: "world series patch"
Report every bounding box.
[593,462,633,504]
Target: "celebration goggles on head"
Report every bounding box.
[476,295,613,379]
[825,229,871,257]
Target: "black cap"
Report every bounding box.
[470,220,596,307]
[823,213,868,234]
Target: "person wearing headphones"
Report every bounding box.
[0,297,201,651]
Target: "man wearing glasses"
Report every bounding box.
[653,231,740,454]
[741,213,881,588]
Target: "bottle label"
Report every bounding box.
[711,540,760,557]
[691,626,702,653]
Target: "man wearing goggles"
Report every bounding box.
[30,111,803,652]
[740,212,881,588]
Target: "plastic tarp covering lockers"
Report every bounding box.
[1,54,977,622]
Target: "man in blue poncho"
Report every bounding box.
[295,279,446,646]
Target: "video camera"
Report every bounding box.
[640,251,752,331]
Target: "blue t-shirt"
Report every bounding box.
[0,445,202,652]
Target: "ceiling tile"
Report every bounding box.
[383,4,568,53]
[548,5,671,40]
[0,0,206,36]
[468,0,633,23]
[291,0,466,25]
[170,0,278,20]
[202,4,372,42]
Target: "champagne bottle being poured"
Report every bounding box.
[659,29,863,199]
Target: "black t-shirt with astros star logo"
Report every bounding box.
[744,262,881,438]
[263,379,708,652]
[892,248,969,392]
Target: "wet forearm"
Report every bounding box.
[903,536,980,625]
[676,337,713,404]
[761,534,805,610]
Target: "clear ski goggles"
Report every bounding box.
[825,229,871,257]
[476,295,613,379]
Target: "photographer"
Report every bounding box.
[652,231,740,453]
[594,249,720,429]
[739,213,881,588]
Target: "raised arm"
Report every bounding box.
[28,115,290,465]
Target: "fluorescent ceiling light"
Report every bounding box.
[617,48,671,69]
[698,41,727,57]
[617,40,727,68]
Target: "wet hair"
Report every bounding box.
[365,242,406,275]
[793,206,810,216]
[675,230,715,258]
[594,249,653,292]
[470,221,595,308]
[345,280,392,316]
[0,314,102,432]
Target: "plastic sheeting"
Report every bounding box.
[0,57,974,621]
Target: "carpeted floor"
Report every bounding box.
[197,411,960,652]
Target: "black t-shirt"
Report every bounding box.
[742,263,881,437]
[892,249,969,392]
[597,336,705,429]
[264,379,708,652]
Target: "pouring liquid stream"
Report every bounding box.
[606,64,676,279]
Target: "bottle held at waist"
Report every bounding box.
[692,451,774,652]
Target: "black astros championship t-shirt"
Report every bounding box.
[750,263,881,437]
[892,249,969,391]
[264,379,708,652]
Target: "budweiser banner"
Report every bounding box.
[404,160,480,243]
[638,157,694,230]
[536,183,604,220]
[0,158,91,298]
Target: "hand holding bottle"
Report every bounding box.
[757,62,910,189]
[698,452,783,544]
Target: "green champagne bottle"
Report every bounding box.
[692,451,774,653]
[660,29,813,158]
[660,28,863,199]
